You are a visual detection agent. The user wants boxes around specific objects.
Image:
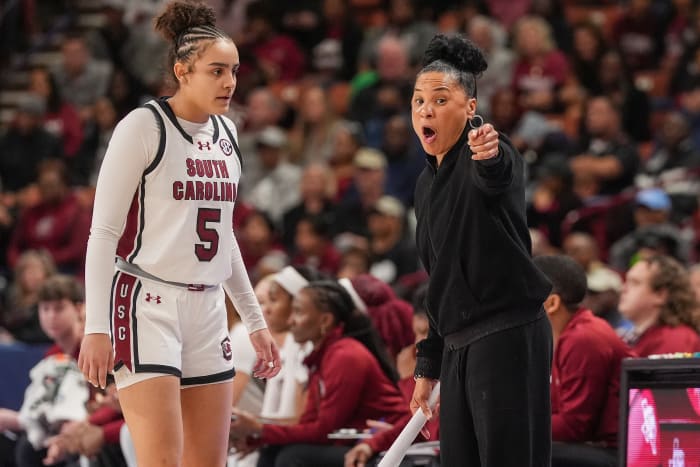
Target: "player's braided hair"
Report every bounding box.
[154,0,231,85]
[304,281,399,383]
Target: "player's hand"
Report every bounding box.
[344,443,373,467]
[78,333,114,389]
[249,328,281,379]
[229,408,262,439]
[410,377,438,439]
[468,123,500,160]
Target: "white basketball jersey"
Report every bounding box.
[117,98,242,285]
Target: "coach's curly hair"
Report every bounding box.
[419,34,488,98]
[304,281,399,383]
[154,0,230,84]
[645,255,700,329]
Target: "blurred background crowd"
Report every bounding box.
[1,0,700,466]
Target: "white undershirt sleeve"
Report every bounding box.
[84,108,158,335]
[222,233,267,334]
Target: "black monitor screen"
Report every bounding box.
[621,358,700,467]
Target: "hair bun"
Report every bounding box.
[421,34,488,76]
[154,0,217,42]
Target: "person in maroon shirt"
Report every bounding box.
[512,16,569,113]
[619,255,700,357]
[229,281,410,467]
[535,255,636,467]
[291,214,342,277]
[6,160,91,275]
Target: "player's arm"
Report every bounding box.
[222,232,280,378]
[80,107,158,388]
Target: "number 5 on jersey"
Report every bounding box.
[195,208,221,261]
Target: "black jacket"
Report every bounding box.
[414,128,551,379]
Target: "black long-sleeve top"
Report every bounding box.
[413,127,551,380]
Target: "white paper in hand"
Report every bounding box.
[378,382,440,467]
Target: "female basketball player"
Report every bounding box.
[78,2,280,466]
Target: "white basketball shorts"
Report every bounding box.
[110,270,235,389]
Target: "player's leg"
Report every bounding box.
[112,273,186,467]
[180,382,233,467]
[467,313,552,467]
[180,287,235,467]
[118,375,183,467]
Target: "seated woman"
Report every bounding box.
[230,281,410,467]
[259,265,325,423]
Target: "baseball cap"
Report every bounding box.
[354,147,387,170]
[372,195,405,218]
[635,188,671,211]
[587,266,622,293]
[256,126,287,149]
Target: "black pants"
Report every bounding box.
[439,314,552,467]
[0,433,17,467]
[257,444,350,467]
[551,442,616,467]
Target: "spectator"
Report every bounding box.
[563,232,631,333]
[28,67,83,159]
[291,214,341,277]
[611,0,665,72]
[489,87,568,157]
[570,95,639,199]
[288,84,341,165]
[335,148,387,238]
[247,127,302,226]
[380,114,425,207]
[584,266,632,336]
[641,111,700,179]
[569,21,607,94]
[357,0,437,70]
[0,96,63,193]
[260,266,326,423]
[310,0,363,82]
[0,250,56,345]
[512,15,569,113]
[51,33,112,121]
[6,160,91,275]
[528,157,582,248]
[466,15,514,121]
[238,210,286,284]
[0,275,90,467]
[236,0,306,90]
[349,36,414,141]
[609,188,691,270]
[535,255,634,467]
[105,69,148,121]
[367,196,418,285]
[596,49,651,142]
[76,97,119,187]
[230,281,408,467]
[281,163,337,251]
[336,247,371,280]
[237,87,287,199]
[619,255,700,357]
[328,120,364,203]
